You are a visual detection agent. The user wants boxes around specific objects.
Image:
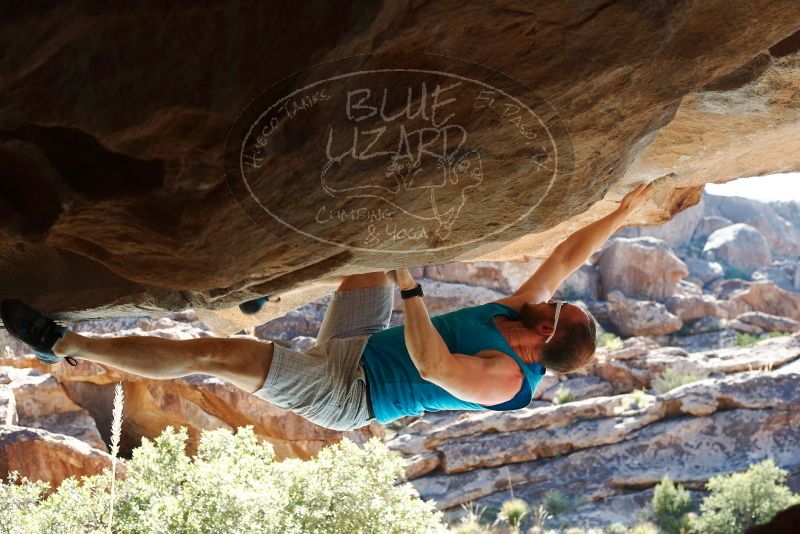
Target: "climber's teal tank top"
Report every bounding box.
[361,302,546,424]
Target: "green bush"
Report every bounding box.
[497,498,528,532]
[553,388,575,405]
[451,502,492,534]
[733,333,759,347]
[625,389,649,411]
[605,523,629,534]
[761,331,789,340]
[691,459,800,533]
[629,522,659,534]
[652,368,708,395]
[543,491,570,516]
[598,332,623,350]
[735,331,790,348]
[652,476,692,534]
[0,426,446,533]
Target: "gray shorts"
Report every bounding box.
[253,284,394,430]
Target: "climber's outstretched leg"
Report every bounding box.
[52,332,272,393]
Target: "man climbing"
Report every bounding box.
[1,184,653,431]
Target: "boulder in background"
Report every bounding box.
[606,291,683,337]
[596,238,689,301]
[693,215,733,244]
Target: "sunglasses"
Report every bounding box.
[545,300,566,344]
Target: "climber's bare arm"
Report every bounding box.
[388,268,522,405]
[506,183,655,303]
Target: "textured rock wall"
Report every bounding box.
[388,343,800,529]
[0,2,798,320]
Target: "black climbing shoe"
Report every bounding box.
[239,296,269,315]
[0,300,77,366]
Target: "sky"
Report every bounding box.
[705,172,800,202]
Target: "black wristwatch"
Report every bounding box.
[400,283,424,300]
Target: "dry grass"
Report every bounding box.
[107,381,124,533]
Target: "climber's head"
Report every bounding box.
[519,300,597,373]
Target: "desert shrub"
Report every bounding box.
[598,332,623,350]
[543,491,571,516]
[652,475,692,534]
[733,333,759,347]
[0,426,446,533]
[691,459,800,533]
[652,368,707,395]
[624,389,648,411]
[498,498,529,532]
[761,331,790,339]
[628,522,659,534]
[605,523,629,534]
[553,388,575,405]
[451,502,492,534]
[736,331,790,348]
[527,503,550,533]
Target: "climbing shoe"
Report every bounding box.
[0,299,77,366]
[239,296,269,315]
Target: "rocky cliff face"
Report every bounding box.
[2,193,799,528]
[1,2,799,320]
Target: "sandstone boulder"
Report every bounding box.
[693,215,733,244]
[598,336,660,361]
[690,334,800,374]
[703,223,771,276]
[0,425,122,494]
[423,260,541,295]
[663,293,728,323]
[712,278,752,300]
[555,264,601,301]
[606,291,683,337]
[0,2,797,324]
[728,281,800,321]
[436,405,663,474]
[256,300,329,341]
[735,311,800,333]
[726,319,763,335]
[409,373,800,510]
[637,199,705,248]
[592,358,650,393]
[597,238,689,301]
[685,316,725,335]
[541,376,614,403]
[675,279,704,297]
[7,369,106,450]
[0,384,17,425]
[402,451,441,480]
[705,194,800,257]
[391,280,506,314]
[752,262,800,292]
[532,373,560,400]
[666,329,740,352]
[684,257,725,286]
[418,395,636,449]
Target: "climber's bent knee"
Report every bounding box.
[204,337,273,394]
